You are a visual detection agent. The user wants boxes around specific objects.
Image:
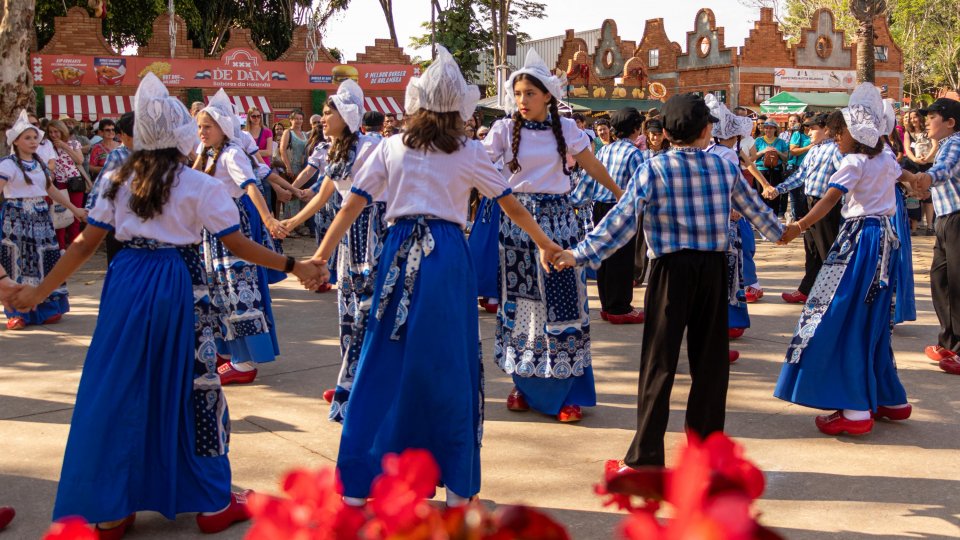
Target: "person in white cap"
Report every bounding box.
[9,73,323,538]
[283,79,388,423]
[312,45,561,508]
[1,109,85,330]
[483,48,623,423]
[774,82,914,436]
[194,88,288,385]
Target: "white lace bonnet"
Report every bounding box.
[330,79,365,134]
[201,88,238,142]
[133,73,199,156]
[841,83,884,147]
[405,45,480,122]
[705,94,754,140]
[504,49,567,114]
[5,110,43,147]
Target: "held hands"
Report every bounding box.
[266,217,288,240]
[552,250,578,271]
[293,258,329,291]
[279,218,299,234]
[297,189,314,202]
[73,208,88,223]
[0,279,23,309]
[778,222,802,245]
[538,241,564,273]
[762,186,780,200]
[9,285,42,312]
[275,188,293,203]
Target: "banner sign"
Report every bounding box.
[31,48,419,91]
[773,68,856,90]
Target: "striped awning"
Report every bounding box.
[364,96,404,116]
[205,95,273,115]
[44,95,134,121]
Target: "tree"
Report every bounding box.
[890,0,960,99]
[851,0,886,83]
[482,0,546,73]
[410,0,489,80]
[377,0,398,47]
[1,0,36,149]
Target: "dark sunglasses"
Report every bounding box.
[249,114,262,119]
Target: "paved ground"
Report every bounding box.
[1,235,958,540]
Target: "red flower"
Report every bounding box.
[597,460,665,513]
[701,433,766,501]
[486,505,571,540]
[42,517,97,540]
[246,468,363,540]
[368,449,441,535]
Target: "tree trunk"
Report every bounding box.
[378,0,398,47]
[856,19,875,84]
[0,0,37,152]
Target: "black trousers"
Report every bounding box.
[594,202,637,315]
[634,212,649,283]
[931,212,960,351]
[104,231,124,264]
[797,196,843,295]
[761,167,787,216]
[624,250,728,467]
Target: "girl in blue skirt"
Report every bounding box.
[468,195,502,313]
[282,80,384,423]
[9,74,322,538]
[1,110,85,330]
[483,50,623,423]
[775,83,913,436]
[194,89,288,385]
[313,47,561,507]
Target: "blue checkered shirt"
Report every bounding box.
[577,139,645,203]
[929,133,960,217]
[571,148,784,266]
[776,140,843,198]
[85,145,131,211]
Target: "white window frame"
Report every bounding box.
[648,49,660,69]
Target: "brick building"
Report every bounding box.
[32,7,414,123]
[547,7,902,111]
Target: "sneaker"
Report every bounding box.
[744,286,763,303]
[940,356,960,375]
[729,327,745,340]
[815,411,873,436]
[506,387,529,412]
[95,514,135,540]
[557,405,583,423]
[781,290,808,304]
[607,309,645,324]
[926,227,935,236]
[196,490,253,534]
[874,404,912,421]
[924,345,957,362]
[5,317,26,330]
[217,363,258,385]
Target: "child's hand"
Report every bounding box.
[10,285,41,312]
[538,241,564,273]
[778,223,802,245]
[275,188,293,203]
[552,250,577,271]
[762,186,779,200]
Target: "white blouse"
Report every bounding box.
[483,116,590,194]
[238,131,271,180]
[88,165,240,244]
[828,149,901,218]
[350,136,512,227]
[200,143,257,199]
[0,157,49,199]
[305,134,382,201]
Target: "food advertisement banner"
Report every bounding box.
[32,48,419,91]
[773,68,856,90]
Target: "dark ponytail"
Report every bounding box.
[13,153,51,188]
[508,112,523,174]
[192,143,227,176]
[549,99,571,176]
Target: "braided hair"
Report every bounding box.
[192,142,227,177]
[507,73,570,176]
[106,148,182,220]
[12,153,52,188]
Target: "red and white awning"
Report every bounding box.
[44,95,134,121]
[205,95,273,115]
[364,96,404,116]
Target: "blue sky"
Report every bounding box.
[323,0,765,61]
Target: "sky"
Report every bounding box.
[322,0,765,62]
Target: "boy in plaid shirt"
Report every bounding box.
[554,94,785,467]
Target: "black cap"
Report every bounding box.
[919,98,960,125]
[645,118,664,133]
[610,107,644,139]
[363,110,385,128]
[803,113,829,127]
[660,94,719,142]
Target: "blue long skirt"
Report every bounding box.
[774,217,908,411]
[337,218,482,499]
[496,193,596,416]
[53,243,230,522]
[1,198,69,323]
[243,192,286,285]
[314,191,342,285]
[202,194,279,364]
[467,197,501,299]
[893,188,916,324]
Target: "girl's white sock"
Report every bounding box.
[842,409,871,421]
[233,361,257,372]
